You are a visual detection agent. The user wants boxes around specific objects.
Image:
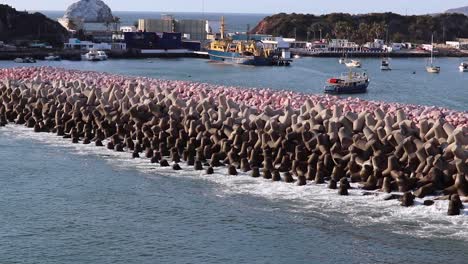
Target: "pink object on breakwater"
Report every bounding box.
[0,66,466,128]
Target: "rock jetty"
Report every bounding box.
[0,67,466,215]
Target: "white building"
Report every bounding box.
[364,39,385,49]
[383,43,405,52]
[446,40,468,50]
[64,38,126,51]
[421,44,433,51]
[261,37,291,59]
[120,26,137,33]
[329,39,359,50]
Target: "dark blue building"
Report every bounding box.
[122,32,200,50]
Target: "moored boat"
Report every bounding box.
[82,50,108,61]
[44,54,61,61]
[426,34,440,73]
[345,59,361,68]
[380,58,391,70]
[338,57,346,64]
[324,70,369,94]
[207,17,291,66]
[459,62,468,72]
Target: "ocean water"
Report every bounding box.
[0,125,467,263]
[0,57,467,111]
[1,42,468,262]
[40,11,267,33]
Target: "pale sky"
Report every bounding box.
[2,0,467,14]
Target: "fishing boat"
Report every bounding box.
[345,59,362,68]
[459,62,468,72]
[426,34,440,73]
[82,50,108,61]
[380,58,391,70]
[207,17,291,66]
[324,70,369,94]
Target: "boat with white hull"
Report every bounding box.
[345,59,361,68]
[459,62,468,72]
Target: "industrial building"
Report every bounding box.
[138,19,174,33]
[138,16,207,40]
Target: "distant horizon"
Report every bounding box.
[23,9,465,17]
[2,0,467,16]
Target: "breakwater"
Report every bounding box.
[0,67,467,215]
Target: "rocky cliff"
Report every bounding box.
[0,5,69,47]
[63,0,114,23]
[252,12,468,43]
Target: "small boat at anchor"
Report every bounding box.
[324,70,369,94]
[380,58,391,70]
[426,34,440,73]
[459,62,468,72]
[345,59,361,68]
[82,50,108,61]
[44,54,61,61]
[339,58,346,64]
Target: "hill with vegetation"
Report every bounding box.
[252,12,468,44]
[0,4,69,47]
[446,6,468,16]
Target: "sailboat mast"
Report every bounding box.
[430,34,434,65]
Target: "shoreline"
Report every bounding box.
[2,48,468,61]
[0,67,467,217]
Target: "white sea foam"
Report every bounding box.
[2,124,467,241]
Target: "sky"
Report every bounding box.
[2,0,467,14]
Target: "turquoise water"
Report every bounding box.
[0,57,467,110]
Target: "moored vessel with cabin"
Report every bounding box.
[207,17,292,66]
[324,70,369,94]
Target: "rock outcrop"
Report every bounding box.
[446,6,468,16]
[0,5,69,47]
[63,0,114,23]
[251,12,468,43]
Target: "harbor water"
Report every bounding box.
[0,57,467,110]
[0,57,467,263]
[0,125,467,263]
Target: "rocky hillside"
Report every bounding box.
[0,4,69,47]
[63,0,114,23]
[446,6,468,15]
[252,12,468,43]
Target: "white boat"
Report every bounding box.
[380,58,391,70]
[345,59,361,68]
[338,58,346,64]
[459,62,468,72]
[426,34,440,73]
[44,54,61,61]
[325,70,369,94]
[82,50,108,61]
[293,54,301,59]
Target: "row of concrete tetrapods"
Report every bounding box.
[0,67,467,216]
